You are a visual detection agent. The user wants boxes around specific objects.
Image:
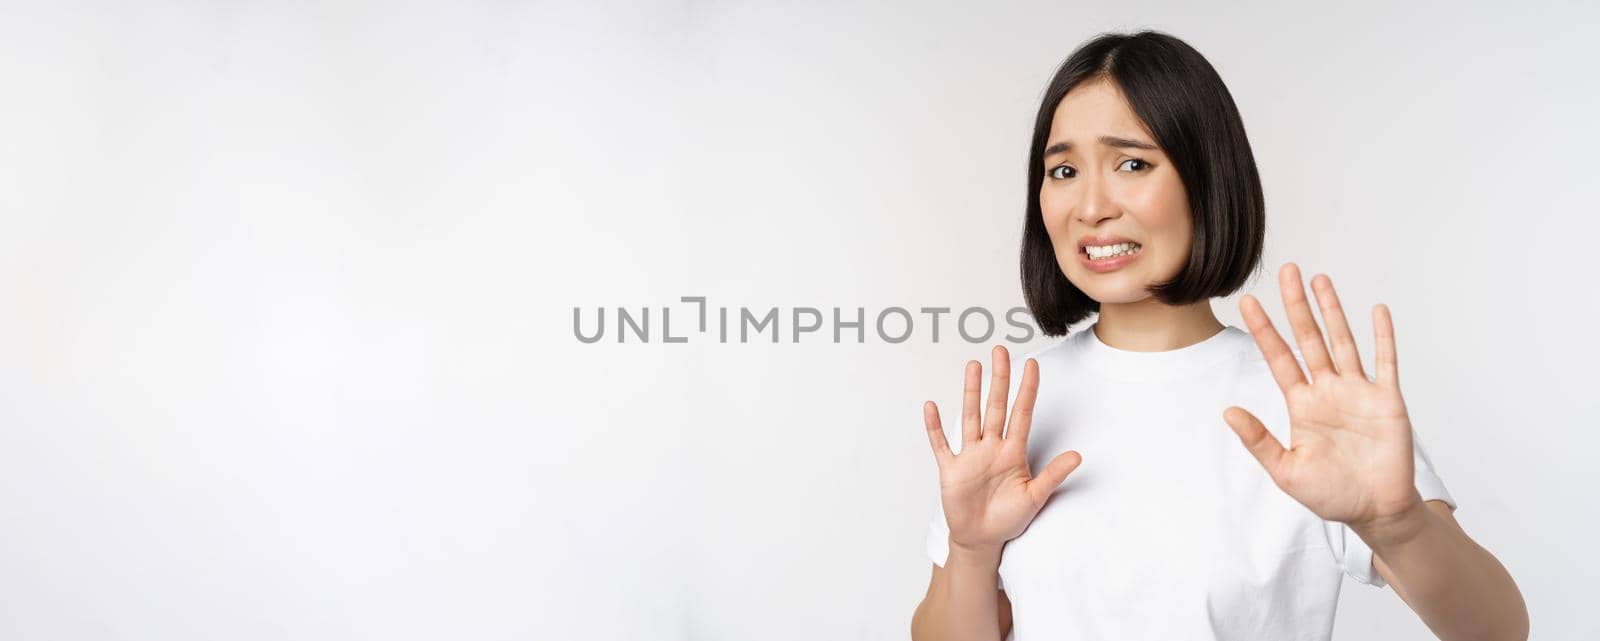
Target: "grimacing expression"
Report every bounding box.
[1039,78,1193,304]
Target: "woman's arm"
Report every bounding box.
[1221,264,1528,641]
[913,349,1081,641]
[911,540,1009,641]
[1365,499,1528,641]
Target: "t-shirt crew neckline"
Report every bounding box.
[1073,320,1250,381]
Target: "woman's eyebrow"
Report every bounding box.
[1043,136,1159,157]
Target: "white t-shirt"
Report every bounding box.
[925,321,1455,641]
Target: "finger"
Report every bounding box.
[1309,273,1367,380]
[1223,406,1287,479]
[1278,263,1336,381]
[1005,358,1040,443]
[923,400,954,471]
[960,360,982,447]
[1027,450,1083,505]
[1239,293,1307,396]
[1373,303,1400,388]
[982,345,1011,440]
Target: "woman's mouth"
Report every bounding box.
[1079,242,1142,273]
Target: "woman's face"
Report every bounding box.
[1039,78,1192,304]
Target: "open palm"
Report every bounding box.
[923,346,1084,552]
[1222,263,1423,531]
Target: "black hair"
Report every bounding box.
[1020,29,1265,337]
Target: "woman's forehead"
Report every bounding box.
[1049,82,1152,143]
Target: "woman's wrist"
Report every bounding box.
[948,537,1004,565]
[1349,498,1432,551]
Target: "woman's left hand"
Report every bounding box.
[1222,263,1424,542]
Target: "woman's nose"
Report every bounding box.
[1073,176,1120,225]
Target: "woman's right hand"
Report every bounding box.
[923,345,1083,553]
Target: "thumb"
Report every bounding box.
[1223,406,1287,478]
[1027,450,1083,504]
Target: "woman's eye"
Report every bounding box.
[1118,158,1151,172]
[1049,165,1075,180]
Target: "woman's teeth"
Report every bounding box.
[1086,242,1141,260]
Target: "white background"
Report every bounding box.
[2,1,1596,639]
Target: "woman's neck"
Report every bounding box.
[1092,298,1224,352]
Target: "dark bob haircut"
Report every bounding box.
[1021,30,1265,337]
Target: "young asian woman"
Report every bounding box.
[910,29,1527,641]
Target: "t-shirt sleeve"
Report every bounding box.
[1325,428,1456,588]
[926,493,1005,590]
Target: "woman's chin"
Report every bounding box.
[1067,273,1147,302]
[1074,281,1153,305]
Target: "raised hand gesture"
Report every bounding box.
[1222,263,1425,540]
[923,345,1084,554]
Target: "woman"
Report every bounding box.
[909,30,1527,641]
